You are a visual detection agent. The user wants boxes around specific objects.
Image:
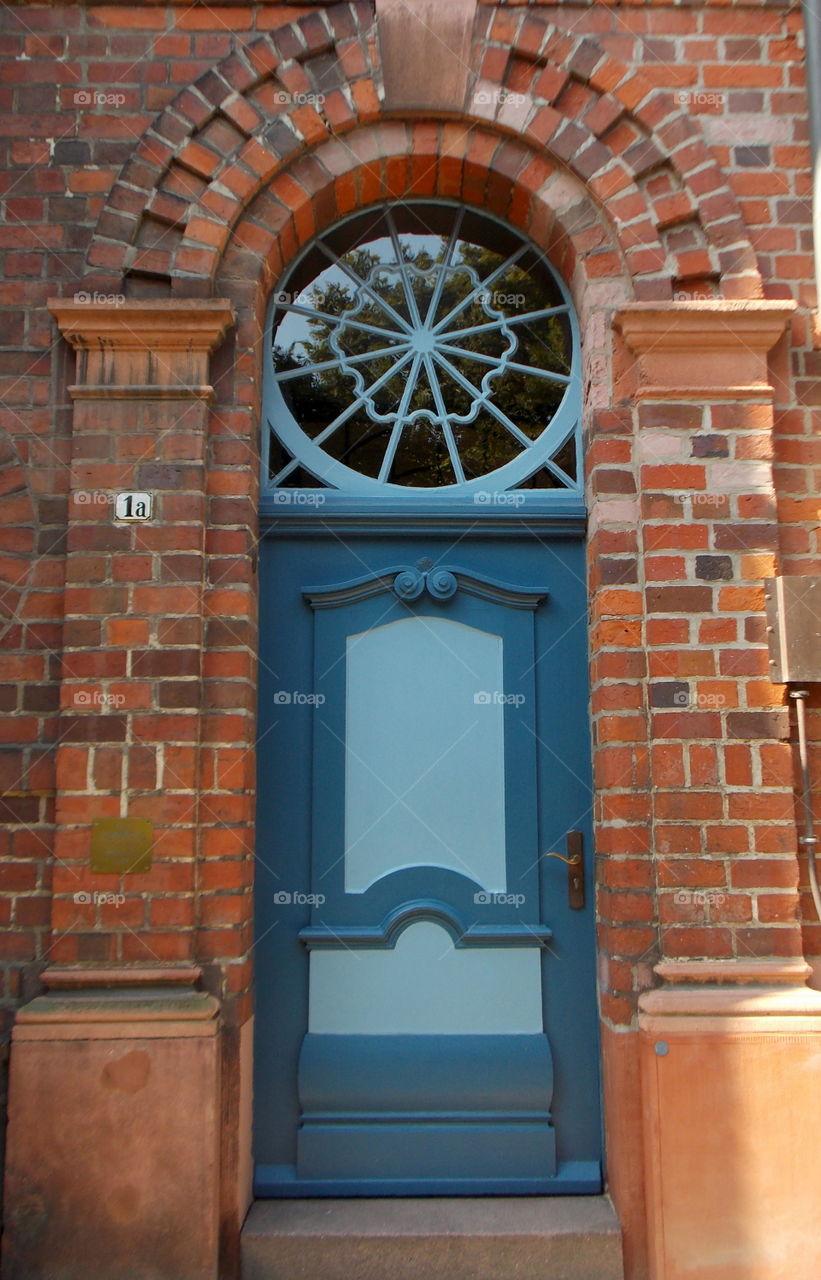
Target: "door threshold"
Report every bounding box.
[241,1193,625,1280]
[254,1160,601,1198]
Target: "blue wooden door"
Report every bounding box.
[254,533,601,1196]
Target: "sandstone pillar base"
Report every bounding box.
[2,967,221,1280]
[640,960,821,1280]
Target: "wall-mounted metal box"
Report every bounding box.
[764,576,821,683]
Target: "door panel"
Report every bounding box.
[254,534,601,1196]
[343,617,507,894]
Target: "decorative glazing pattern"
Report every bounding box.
[265,203,580,496]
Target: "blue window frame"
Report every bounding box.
[261,200,583,524]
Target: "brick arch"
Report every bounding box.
[215,121,630,312]
[84,3,760,302]
[210,118,630,477]
[472,5,760,299]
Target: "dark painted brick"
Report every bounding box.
[734,145,770,168]
[696,555,733,581]
[600,558,639,584]
[727,711,789,740]
[691,435,729,458]
[651,681,691,709]
[261,119,302,163]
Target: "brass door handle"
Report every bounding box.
[543,831,585,910]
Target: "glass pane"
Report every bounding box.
[321,413,392,478]
[455,411,525,478]
[388,422,456,487]
[344,617,507,893]
[309,923,543,1034]
[516,435,577,490]
[477,368,567,442]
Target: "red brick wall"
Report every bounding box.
[1,0,819,1153]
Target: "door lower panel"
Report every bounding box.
[296,1033,555,1182]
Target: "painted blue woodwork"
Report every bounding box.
[299,899,552,948]
[254,533,602,1196]
[297,1034,552,1111]
[304,564,547,609]
[297,1034,555,1180]
[304,561,543,941]
[253,1161,602,1198]
[260,201,582,513]
[260,498,587,529]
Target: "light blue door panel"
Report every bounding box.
[305,566,543,938]
[254,534,601,1196]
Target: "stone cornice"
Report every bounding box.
[638,958,821,1023]
[48,298,235,392]
[655,959,811,985]
[16,964,219,1033]
[615,300,796,352]
[41,965,204,990]
[48,299,235,351]
[614,300,796,399]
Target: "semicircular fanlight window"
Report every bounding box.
[265,202,580,495]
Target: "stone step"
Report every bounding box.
[241,1196,625,1280]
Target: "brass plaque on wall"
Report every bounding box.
[90,818,153,874]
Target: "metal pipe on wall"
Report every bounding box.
[802,0,821,308]
[791,689,821,922]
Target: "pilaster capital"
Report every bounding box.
[48,298,235,395]
[614,300,796,400]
